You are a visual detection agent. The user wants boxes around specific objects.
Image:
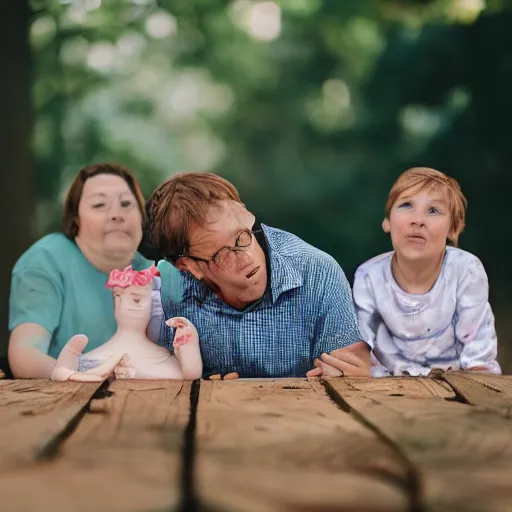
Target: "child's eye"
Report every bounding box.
[428,207,440,214]
[397,201,412,209]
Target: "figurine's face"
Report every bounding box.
[112,283,152,329]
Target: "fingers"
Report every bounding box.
[51,365,104,382]
[320,352,369,376]
[207,372,240,380]
[83,353,128,379]
[55,334,90,373]
[166,317,189,329]
[50,366,76,382]
[318,358,344,376]
[306,367,323,377]
[65,334,89,355]
[325,349,366,368]
[113,355,136,379]
[118,354,131,367]
[331,342,371,366]
[67,373,104,383]
[321,352,359,369]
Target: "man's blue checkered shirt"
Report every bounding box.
[155,224,362,378]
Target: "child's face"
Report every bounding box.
[383,185,451,262]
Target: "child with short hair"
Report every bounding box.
[354,167,501,377]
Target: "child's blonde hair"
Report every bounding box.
[385,167,468,247]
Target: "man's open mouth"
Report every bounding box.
[246,266,260,278]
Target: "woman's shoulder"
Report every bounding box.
[13,233,79,274]
[132,251,155,271]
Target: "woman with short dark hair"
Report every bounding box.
[8,163,154,378]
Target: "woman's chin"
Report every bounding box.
[104,240,138,258]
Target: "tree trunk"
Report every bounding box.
[0,2,34,358]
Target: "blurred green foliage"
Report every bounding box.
[28,0,512,363]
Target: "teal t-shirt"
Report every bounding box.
[8,233,154,359]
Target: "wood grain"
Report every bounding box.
[336,376,455,399]
[327,377,512,512]
[0,379,103,469]
[441,372,512,414]
[0,379,191,511]
[195,378,408,512]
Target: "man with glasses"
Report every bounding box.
[144,172,370,379]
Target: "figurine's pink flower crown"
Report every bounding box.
[106,265,160,289]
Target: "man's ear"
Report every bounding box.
[382,218,391,234]
[176,257,204,280]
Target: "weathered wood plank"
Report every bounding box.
[0,380,191,511]
[327,377,512,512]
[338,376,455,398]
[441,372,512,413]
[0,379,103,469]
[195,378,408,511]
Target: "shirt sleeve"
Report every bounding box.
[312,256,363,359]
[352,269,390,376]
[9,265,64,341]
[455,257,501,374]
[352,269,379,349]
[352,267,431,377]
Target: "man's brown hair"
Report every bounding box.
[385,167,467,246]
[147,172,242,261]
[62,163,146,239]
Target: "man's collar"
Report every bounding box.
[260,224,303,303]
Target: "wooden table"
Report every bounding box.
[1,372,512,511]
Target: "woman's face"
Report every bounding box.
[76,174,143,258]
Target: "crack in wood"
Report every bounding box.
[179,379,201,512]
[321,380,425,512]
[430,375,471,405]
[35,379,111,461]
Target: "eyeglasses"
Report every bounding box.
[181,229,261,268]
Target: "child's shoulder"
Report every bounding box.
[444,246,486,274]
[354,251,394,280]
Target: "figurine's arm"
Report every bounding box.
[167,317,202,380]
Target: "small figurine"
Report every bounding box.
[51,265,202,382]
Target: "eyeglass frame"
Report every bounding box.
[177,228,262,267]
